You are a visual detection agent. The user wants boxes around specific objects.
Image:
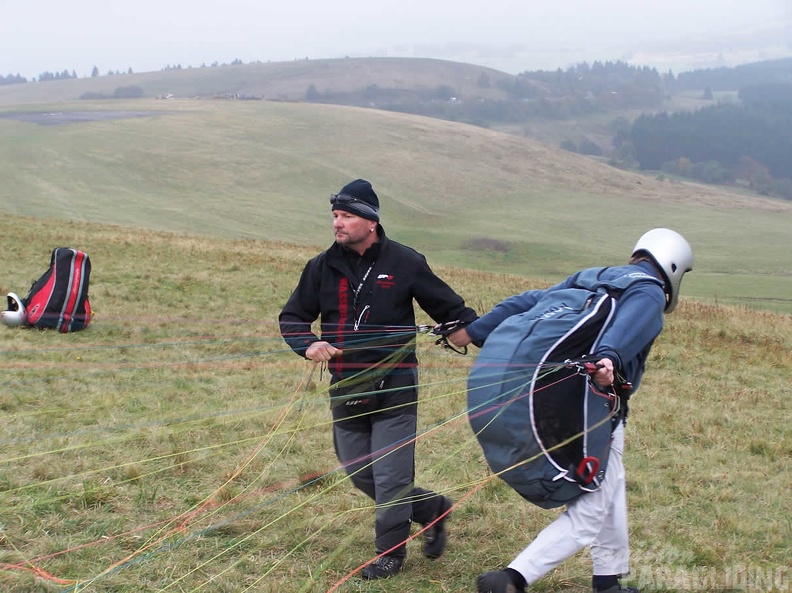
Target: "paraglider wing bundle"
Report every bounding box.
[467,267,661,508]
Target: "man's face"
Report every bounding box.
[333,210,374,248]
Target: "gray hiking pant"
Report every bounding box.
[331,368,443,557]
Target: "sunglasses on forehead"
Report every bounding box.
[329,193,380,218]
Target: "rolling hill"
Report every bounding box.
[0,60,790,313]
[0,57,516,107]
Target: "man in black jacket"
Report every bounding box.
[279,179,477,579]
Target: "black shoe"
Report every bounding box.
[476,570,521,593]
[361,554,403,580]
[594,584,640,593]
[423,495,452,558]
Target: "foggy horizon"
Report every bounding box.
[2,0,791,81]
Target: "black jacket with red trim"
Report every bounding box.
[279,226,478,380]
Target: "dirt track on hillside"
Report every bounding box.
[0,110,160,125]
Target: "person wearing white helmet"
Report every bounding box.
[630,227,694,314]
[449,228,693,593]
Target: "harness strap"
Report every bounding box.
[416,320,470,355]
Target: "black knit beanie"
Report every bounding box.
[331,179,380,222]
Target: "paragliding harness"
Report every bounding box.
[327,320,472,412]
[22,247,92,332]
[467,267,662,509]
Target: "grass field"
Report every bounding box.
[1,98,790,314]
[0,216,789,592]
[0,70,790,591]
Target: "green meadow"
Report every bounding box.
[0,75,790,592]
[0,216,789,592]
[1,98,790,312]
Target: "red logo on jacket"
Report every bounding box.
[376,273,395,289]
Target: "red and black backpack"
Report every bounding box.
[23,247,92,332]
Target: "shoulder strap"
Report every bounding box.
[573,266,662,298]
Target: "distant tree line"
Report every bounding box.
[739,82,792,111]
[665,57,792,92]
[306,61,668,125]
[514,60,665,110]
[37,70,78,82]
[1,66,134,83]
[308,56,792,125]
[1,73,28,86]
[3,56,255,84]
[618,85,792,199]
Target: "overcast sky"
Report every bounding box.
[2,0,791,80]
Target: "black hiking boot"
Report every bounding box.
[422,495,452,558]
[594,585,640,593]
[476,570,525,593]
[361,554,403,580]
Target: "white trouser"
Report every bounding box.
[509,423,629,583]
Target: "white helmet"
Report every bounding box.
[632,228,693,313]
[1,292,28,327]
